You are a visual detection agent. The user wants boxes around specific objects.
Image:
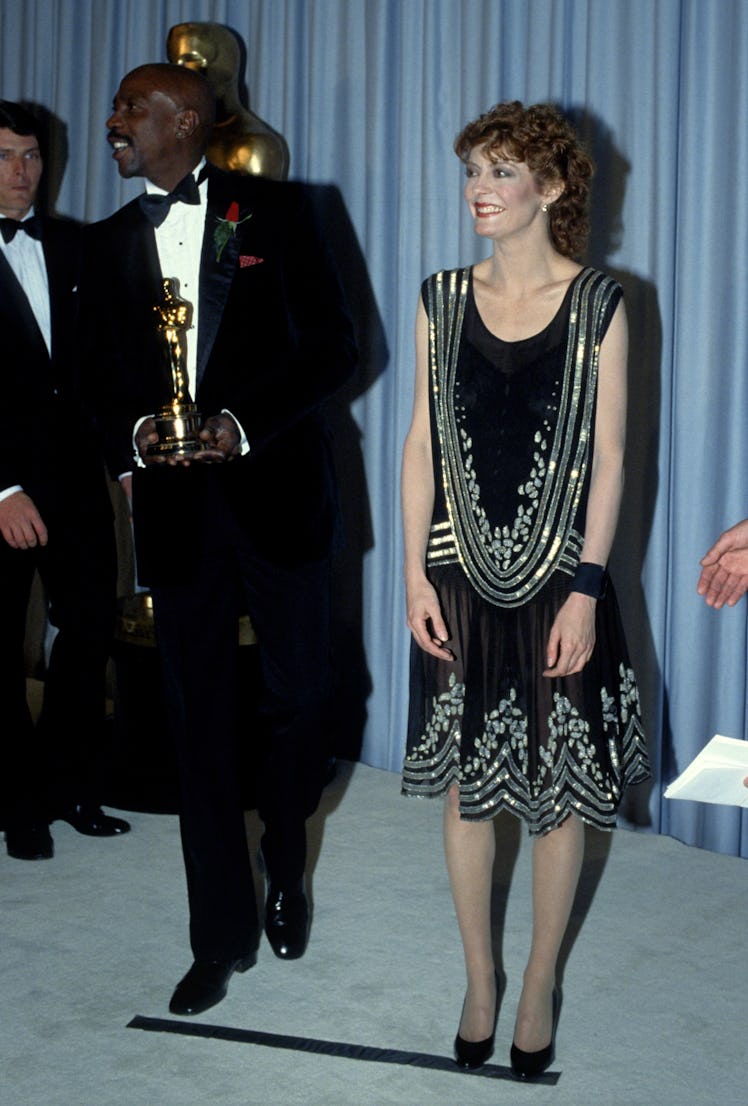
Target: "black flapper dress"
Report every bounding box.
[402,267,651,834]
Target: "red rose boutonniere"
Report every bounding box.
[213,201,252,262]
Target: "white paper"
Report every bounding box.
[664,734,748,807]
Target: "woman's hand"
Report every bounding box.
[543,592,596,677]
[406,576,454,660]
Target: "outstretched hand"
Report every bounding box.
[697,517,748,608]
[543,592,596,677]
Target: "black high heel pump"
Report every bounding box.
[510,986,560,1080]
[454,970,502,1069]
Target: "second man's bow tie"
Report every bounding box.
[138,172,201,228]
[1,214,43,244]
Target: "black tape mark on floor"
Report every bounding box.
[127,1015,560,1083]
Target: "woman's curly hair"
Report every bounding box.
[454,101,593,259]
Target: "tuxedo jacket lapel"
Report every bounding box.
[44,240,68,362]
[0,249,49,362]
[121,205,163,295]
[43,226,84,368]
[196,173,252,388]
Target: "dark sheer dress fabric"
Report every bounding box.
[402,270,650,835]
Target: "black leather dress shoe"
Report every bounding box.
[264,881,310,960]
[169,954,256,1016]
[5,823,54,861]
[59,804,131,837]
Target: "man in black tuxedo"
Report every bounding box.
[0,101,128,861]
[79,65,357,1015]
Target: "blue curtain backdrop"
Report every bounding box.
[1,0,746,856]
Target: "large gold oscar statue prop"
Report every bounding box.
[147,278,204,458]
[167,21,290,180]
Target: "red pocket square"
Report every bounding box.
[240,254,264,267]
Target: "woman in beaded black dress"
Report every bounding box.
[401,102,650,1079]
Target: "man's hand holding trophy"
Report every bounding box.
[135,277,241,466]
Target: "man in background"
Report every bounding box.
[0,100,128,860]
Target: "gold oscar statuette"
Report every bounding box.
[148,278,204,457]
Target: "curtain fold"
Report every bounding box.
[1,0,746,855]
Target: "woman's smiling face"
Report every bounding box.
[463,145,549,243]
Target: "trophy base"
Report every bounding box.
[147,403,205,457]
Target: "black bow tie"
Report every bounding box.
[138,172,202,227]
[1,215,43,244]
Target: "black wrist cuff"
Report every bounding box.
[572,562,607,599]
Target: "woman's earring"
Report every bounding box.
[541,202,549,212]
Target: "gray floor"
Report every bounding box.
[2,758,746,1106]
